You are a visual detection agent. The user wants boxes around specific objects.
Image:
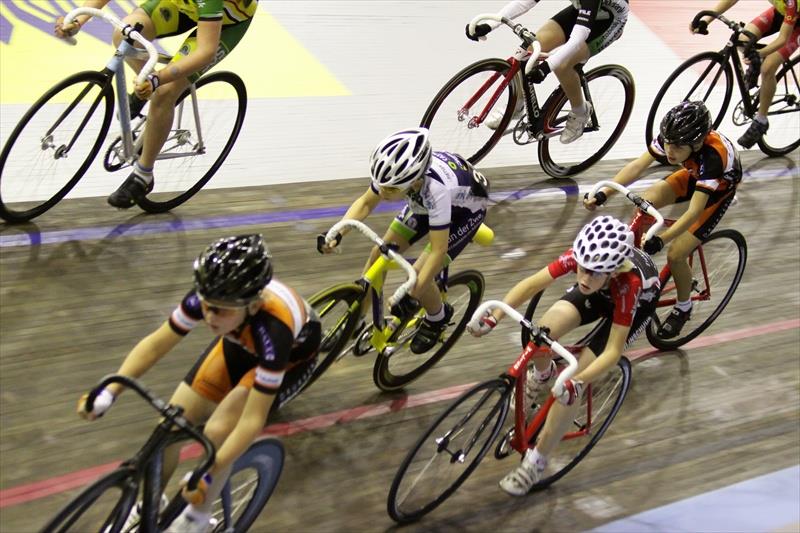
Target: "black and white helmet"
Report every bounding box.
[370,128,432,190]
[572,216,634,273]
[193,234,272,306]
[660,100,712,146]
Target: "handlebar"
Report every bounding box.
[691,10,740,35]
[63,7,158,84]
[468,300,579,393]
[86,374,215,491]
[325,219,417,306]
[468,13,543,76]
[588,181,665,242]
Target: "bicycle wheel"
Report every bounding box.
[304,283,365,388]
[420,59,518,165]
[373,270,485,391]
[527,356,631,490]
[40,467,138,533]
[387,378,510,524]
[137,71,247,213]
[211,438,285,532]
[645,51,734,159]
[538,64,635,177]
[647,229,747,350]
[757,55,800,156]
[0,70,114,222]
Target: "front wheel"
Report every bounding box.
[421,59,518,165]
[387,378,511,524]
[0,70,114,222]
[373,270,485,391]
[40,467,138,533]
[757,55,800,157]
[645,51,733,162]
[538,64,635,177]
[137,71,247,213]
[647,229,747,350]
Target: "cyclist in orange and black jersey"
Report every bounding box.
[585,101,741,339]
[76,235,320,532]
[55,0,256,209]
[697,0,800,147]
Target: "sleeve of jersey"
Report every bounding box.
[252,319,294,395]
[199,0,224,21]
[695,150,725,193]
[611,275,642,327]
[495,0,539,23]
[784,0,797,25]
[168,291,204,336]
[428,182,452,230]
[648,135,667,159]
[547,249,577,278]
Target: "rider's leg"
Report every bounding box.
[112,9,157,73]
[666,231,702,304]
[360,227,412,319]
[137,77,192,169]
[642,179,679,208]
[530,300,583,373]
[757,52,783,118]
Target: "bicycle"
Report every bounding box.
[40,375,284,533]
[387,300,633,523]
[645,10,799,158]
[307,219,487,392]
[421,13,635,178]
[565,181,747,351]
[0,7,247,223]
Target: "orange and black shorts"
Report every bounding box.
[664,170,736,242]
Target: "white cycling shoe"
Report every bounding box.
[511,360,557,413]
[165,509,218,533]
[560,101,593,144]
[485,100,525,130]
[499,451,545,496]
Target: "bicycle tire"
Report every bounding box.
[137,71,247,213]
[40,467,138,533]
[645,51,733,162]
[757,55,800,157]
[527,356,632,490]
[537,64,635,178]
[373,270,485,391]
[0,70,114,223]
[646,229,747,350]
[387,378,511,524]
[420,58,518,165]
[304,283,366,389]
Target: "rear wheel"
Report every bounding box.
[421,59,518,165]
[373,270,485,391]
[757,55,800,156]
[387,378,510,524]
[647,229,747,350]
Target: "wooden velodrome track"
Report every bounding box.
[0,150,798,532]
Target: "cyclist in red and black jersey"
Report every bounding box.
[585,101,742,338]
[76,235,320,532]
[469,216,661,496]
[696,0,800,147]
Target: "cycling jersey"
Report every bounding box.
[770,0,798,25]
[140,0,258,25]
[752,2,800,60]
[170,278,319,395]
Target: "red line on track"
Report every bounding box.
[2,318,797,509]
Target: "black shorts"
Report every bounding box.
[560,283,658,354]
[550,2,628,56]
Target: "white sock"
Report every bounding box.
[754,113,768,125]
[133,161,153,183]
[532,361,553,382]
[524,447,547,470]
[184,505,211,524]
[675,299,692,312]
[426,305,445,322]
[571,101,587,116]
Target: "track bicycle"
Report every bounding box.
[40,375,284,533]
[645,10,799,158]
[388,300,633,523]
[421,13,635,178]
[307,219,487,392]
[0,7,247,223]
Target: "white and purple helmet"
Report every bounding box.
[369,128,432,190]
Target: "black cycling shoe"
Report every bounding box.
[657,307,691,339]
[410,303,454,354]
[737,120,768,149]
[129,93,147,118]
[107,172,154,208]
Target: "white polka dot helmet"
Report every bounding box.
[573,216,634,273]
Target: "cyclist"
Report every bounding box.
[318,127,489,354]
[469,215,660,496]
[584,101,741,338]
[55,0,256,209]
[466,0,629,143]
[76,234,321,533]
[695,1,800,148]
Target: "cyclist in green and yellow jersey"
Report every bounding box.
[55,0,257,209]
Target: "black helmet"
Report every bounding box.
[193,234,272,305]
[660,101,712,146]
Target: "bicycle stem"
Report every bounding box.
[589,181,666,242]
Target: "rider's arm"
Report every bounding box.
[492,266,556,322]
[758,19,795,56]
[156,20,223,86]
[658,188,709,244]
[495,0,539,23]
[340,188,382,235]
[412,228,449,298]
[55,0,111,36]
[574,322,628,383]
[595,150,656,201]
[106,321,183,396]
[699,0,739,27]
[546,0,601,71]
[210,388,275,476]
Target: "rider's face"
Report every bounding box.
[663,142,693,165]
[378,185,407,201]
[576,266,611,294]
[201,300,248,335]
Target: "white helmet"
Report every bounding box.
[572,216,634,273]
[370,128,432,190]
